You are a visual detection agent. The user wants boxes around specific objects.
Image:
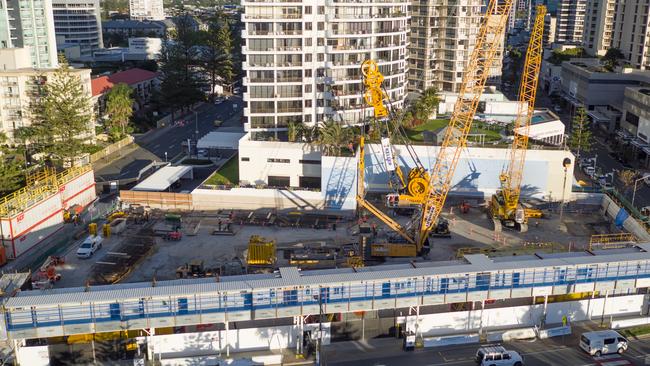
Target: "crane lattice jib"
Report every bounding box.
[417,0,514,249]
[361,60,389,119]
[500,5,546,208]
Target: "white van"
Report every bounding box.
[579,330,628,357]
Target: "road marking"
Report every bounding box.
[598,361,631,366]
[594,355,624,361]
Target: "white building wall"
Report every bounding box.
[148,323,331,356]
[405,294,645,336]
[238,138,321,187]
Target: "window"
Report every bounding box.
[267,158,290,163]
[318,6,325,14]
[241,157,250,162]
[304,6,311,14]
[299,176,320,189]
[604,338,615,345]
[268,176,290,187]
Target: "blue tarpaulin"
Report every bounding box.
[615,208,629,229]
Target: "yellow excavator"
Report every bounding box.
[356,0,515,257]
[489,5,546,233]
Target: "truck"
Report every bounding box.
[76,235,104,258]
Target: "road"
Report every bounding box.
[325,333,650,366]
[95,96,243,183]
[531,85,650,210]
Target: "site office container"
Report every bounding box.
[60,170,96,209]
[0,193,64,259]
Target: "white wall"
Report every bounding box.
[149,323,330,357]
[17,345,49,366]
[404,294,645,336]
[192,187,324,211]
[238,137,321,187]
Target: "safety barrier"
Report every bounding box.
[422,333,479,348]
[537,325,571,339]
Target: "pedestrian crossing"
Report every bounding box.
[592,354,633,366]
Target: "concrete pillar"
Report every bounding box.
[146,328,156,362]
[479,300,485,336]
[601,290,609,326]
[225,321,230,357]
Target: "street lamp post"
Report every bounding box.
[194,111,199,139]
[632,174,650,208]
[164,152,167,162]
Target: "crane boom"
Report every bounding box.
[500,5,546,208]
[416,0,514,249]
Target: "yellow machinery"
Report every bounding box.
[360,60,430,207]
[412,0,515,253]
[246,235,277,266]
[88,222,98,236]
[489,6,546,233]
[356,0,514,256]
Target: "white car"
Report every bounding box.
[580,330,628,357]
[76,235,103,258]
[475,345,524,366]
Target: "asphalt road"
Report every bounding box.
[95,96,243,183]
[326,335,650,366]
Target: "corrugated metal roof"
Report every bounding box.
[132,166,192,191]
[6,243,650,308]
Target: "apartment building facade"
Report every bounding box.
[0,0,58,68]
[611,0,650,70]
[554,0,585,44]
[0,48,93,143]
[581,0,614,57]
[52,0,103,58]
[409,0,493,93]
[242,0,410,139]
[129,0,164,21]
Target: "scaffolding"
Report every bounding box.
[589,233,637,251]
[0,165,92,218]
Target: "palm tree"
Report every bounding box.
[317,120,353,155]
[413,87,440,125]
[105,83,134,139]
[287,121,303,142]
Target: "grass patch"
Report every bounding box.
[404,119,449,142]
[204,155,239,185]
[404,119,503,143]
[620,325,650,339]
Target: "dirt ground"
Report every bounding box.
[50,198,619,289]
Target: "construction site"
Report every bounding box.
[24,2,650,291]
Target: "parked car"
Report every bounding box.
[475,345,523,366]
[580,330,628,357]
[640,206,650,216]
[214,97,225,104]
[583,166,596,176]
[76,235,103,258]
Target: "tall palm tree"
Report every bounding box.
[413,87,440,125]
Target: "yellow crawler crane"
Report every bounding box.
[413,0,515,253]
[356,0,514,256]
[489,5,546,233]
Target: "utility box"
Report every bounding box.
[247,235,276,265]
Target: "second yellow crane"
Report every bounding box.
[489,5,546,232]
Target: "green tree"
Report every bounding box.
[0,132,25,196]
[602,48,625,71]
[287,121,303,142]
[105,83,134,140]
[158,14,205,119]
[27,55,93,165]
[618,170,636,194]
[317,120,354,156]
[413,87,440,125]
[568,107,592,159]
[200,14,234,101]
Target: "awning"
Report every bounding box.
[197,132,245,150]
[132,166,193,191]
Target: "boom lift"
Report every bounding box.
[489,5,546,233]
[356,0,514,256]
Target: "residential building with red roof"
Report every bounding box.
[92,67,160,114]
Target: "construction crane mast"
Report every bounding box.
[490,5,546,232]
[357,0,514,256]
[415,0,514,251]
